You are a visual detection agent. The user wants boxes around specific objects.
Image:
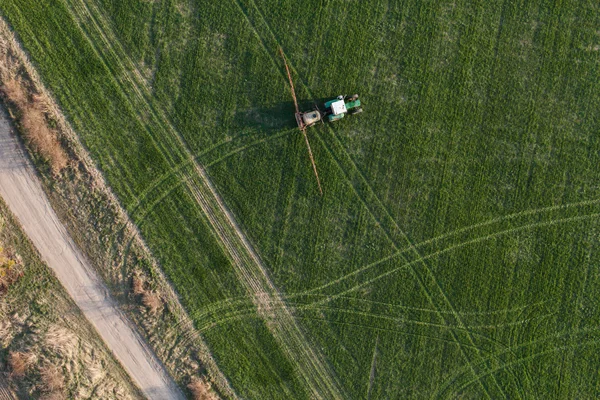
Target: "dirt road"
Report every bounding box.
[0,108,185,400]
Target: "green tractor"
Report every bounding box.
[280,46,362,194]
[295,94,363,129]
[322,94,363,122]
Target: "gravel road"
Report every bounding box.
[0,108,185,400]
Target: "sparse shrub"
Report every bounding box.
[8,351,32,378]
[1,78,28,108]
[39,364,65,393]
[20,103,68,173]
[132,273,145,296]
[187,377,218,400]
[142,291,162,314]
[0,79,68,173]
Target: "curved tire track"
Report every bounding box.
[62,1,343,397]
[435,328,600,399]
[193,197,597,327]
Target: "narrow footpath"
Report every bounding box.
[0,108,185,400]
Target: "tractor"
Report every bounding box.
[295,94,363,129]
[322,94,363,122]
[281,47,363,194]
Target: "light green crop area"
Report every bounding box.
[1,0,599,398]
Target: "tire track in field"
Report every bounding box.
[312,212,600,307]
[196,295,551,394]
[120,128,295,236]
[183,170,344,398]
[127,129,295,229]
[196,299,556,379]
[193,293,555,393]
[198,301,555,334]
[317,135,508,397]
[190,291,551,390]
[291,315,542,399]
[115,126,274,251]
[129,194,598,332]
[63,0,184,168]
[133,194,598,320]
[436,318,572,399]
[501,298,549,394]
[194,293,554,335]
[63,1,344,398]
[300,315,484,348]
[366,335,379,400]
[125,128,295,220]
[196,295,549,326]
[129,188,600,330]
[434,328,600,399]
[268,130,304,269]
[299,197,600,297]
[232,1,504,395]
[292,310,559,395]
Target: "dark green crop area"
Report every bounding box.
[2,0,599,398]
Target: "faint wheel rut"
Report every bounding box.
[435,328,600,399]
[219,1,599,397]
[62,1,344,398]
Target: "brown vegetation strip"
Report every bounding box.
[0,101,184,399]
[0,15,233,399]
[0,78,67,174]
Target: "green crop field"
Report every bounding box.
[1,0,599,398]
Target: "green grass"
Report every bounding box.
[1,0,599,398]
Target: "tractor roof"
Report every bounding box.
[331,99,347,115]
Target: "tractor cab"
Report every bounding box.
[323,94,362,122]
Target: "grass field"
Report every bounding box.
[1,0,599,398]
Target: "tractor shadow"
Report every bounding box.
[234,101,298,133]
[234,97,340,133]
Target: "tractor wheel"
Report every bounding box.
[349,94,359,101]
[349,107,363,115]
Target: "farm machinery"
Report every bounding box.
[294,94,363,129]
[280,48,363,195]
